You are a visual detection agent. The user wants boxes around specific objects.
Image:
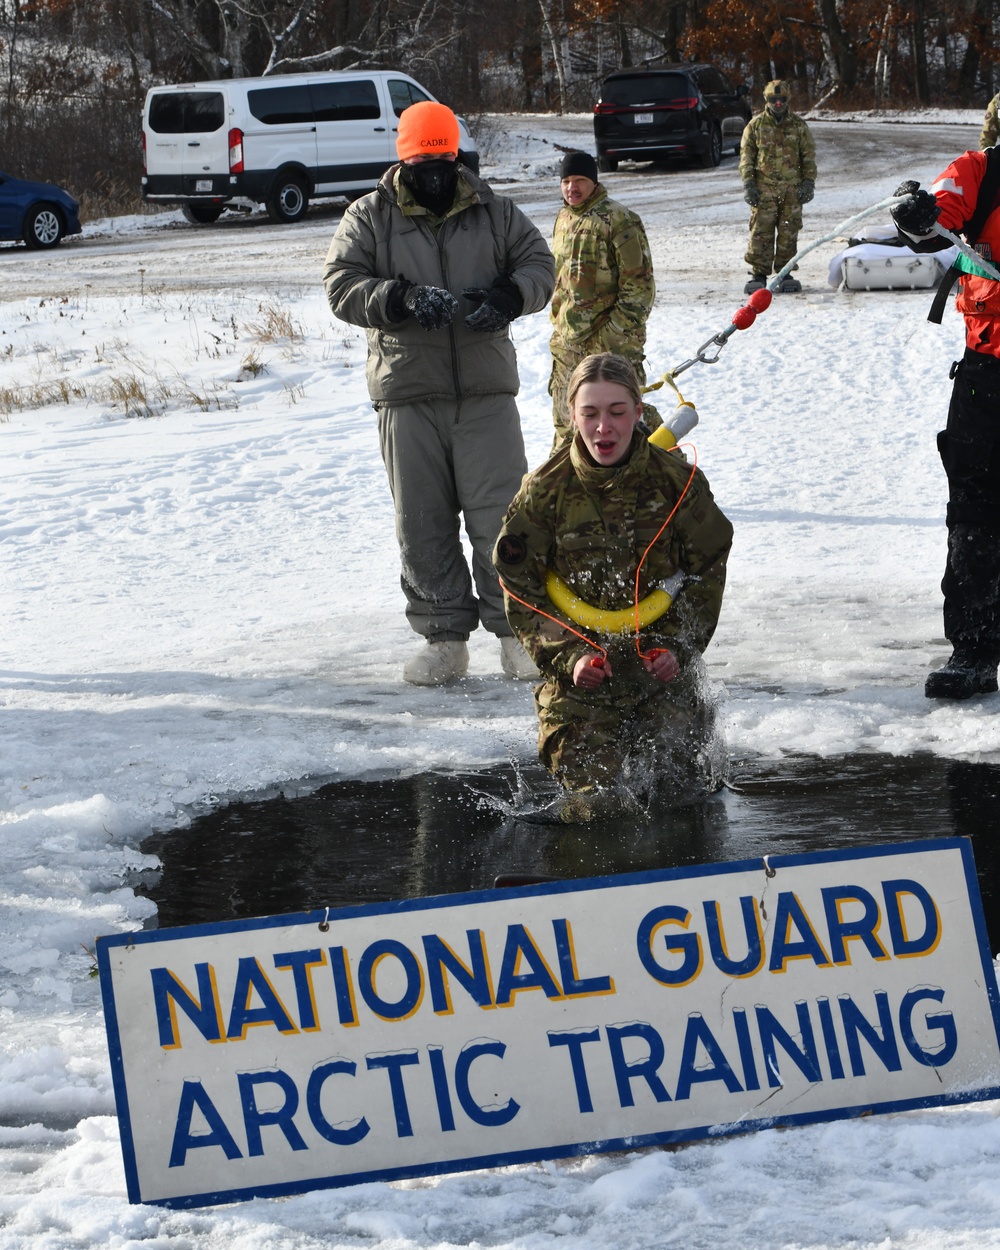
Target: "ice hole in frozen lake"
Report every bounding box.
[137,753,1000,953]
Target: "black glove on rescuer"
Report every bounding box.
[891,180,941,236]
[389,279,460,330]
[462,276,524,332]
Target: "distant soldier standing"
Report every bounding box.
[548,151,660,451]
[980,92,1000,150]
[740,80,816,294]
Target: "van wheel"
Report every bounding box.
[699,126,722,168]
[182,203,224,224]
[23,204,65,249]
[597,154,618,173]
[266,175,308,223]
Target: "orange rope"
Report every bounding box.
[499,578,608,665]
[633,443,698,661]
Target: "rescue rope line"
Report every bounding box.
[499,578,608,665]
[930,222,1000,283]
[642,193,919,394]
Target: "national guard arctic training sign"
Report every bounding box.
[97,837,1000,1208]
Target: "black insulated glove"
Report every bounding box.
[797,178,815,204]
[743,181,761,207]
[390,279,459,330]
[462,276,524,332]
[891,180,941,236]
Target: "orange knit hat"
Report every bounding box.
[396,101,460,161]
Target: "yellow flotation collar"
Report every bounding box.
[545,570,683,636]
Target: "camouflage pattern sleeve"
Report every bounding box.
[645,457,733,662]
[739,115,761,184]
[981,94,1000,151]
[798,117,817,182]
[596,208,655,349]
[492,462,594,681]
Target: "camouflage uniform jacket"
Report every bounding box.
[549,185,654,354]
[981,93,1000,150]
[323,165,554,405]
[739,111,817,187]
[493,433,733,705]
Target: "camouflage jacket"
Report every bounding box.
[981,94,1000,150]
[549,185,654,353]
[493,432,732,702]
[739,111,817,187]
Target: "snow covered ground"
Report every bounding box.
[2,110,1000,1248]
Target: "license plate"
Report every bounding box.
[195,179,213,192]
[634,112,654,125]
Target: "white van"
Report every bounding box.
[141,70,479,225]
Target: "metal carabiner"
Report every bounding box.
[694,332,730,365]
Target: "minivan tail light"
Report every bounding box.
[595,97,699,114]
[228,128,244,174]
[141,131,147,175]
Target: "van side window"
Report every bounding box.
[248,84,313,125]
[388,79,431,118]
[149,91,225,134]
[310,80,381,122]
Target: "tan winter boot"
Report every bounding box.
[499,636,539,680]
[403,640,469,686]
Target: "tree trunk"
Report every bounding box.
[814,0,857,90]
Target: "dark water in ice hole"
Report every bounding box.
[136,753,1000,954]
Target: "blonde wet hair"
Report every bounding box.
[566,353,643,414]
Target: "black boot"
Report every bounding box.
[925,653,999,700]
[744,273,767,294]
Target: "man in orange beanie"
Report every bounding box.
[324,101,555,686]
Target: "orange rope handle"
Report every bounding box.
[634,443,698,661]
[498,578,608,666]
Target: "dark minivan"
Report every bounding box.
[594,63,751,171]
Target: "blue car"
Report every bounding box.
[0,170,82,249]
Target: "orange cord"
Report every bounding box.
[500,441,699,671]
[499,578,608,665]
[633,443,698,661]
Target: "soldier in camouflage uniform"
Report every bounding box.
[548,151,660,452]
[981,93,1000,150]
[740,80,817,294]
[493,354,732,805]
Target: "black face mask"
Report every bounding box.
[399,159,458,215]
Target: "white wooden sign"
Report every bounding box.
[97,837,1000,1208]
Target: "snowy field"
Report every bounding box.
[2,109,1000,1247]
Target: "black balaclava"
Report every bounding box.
[399,159,459,216]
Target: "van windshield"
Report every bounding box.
[148,92,225,134]
[600,74,691,107]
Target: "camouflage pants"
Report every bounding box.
[744,183,803,274]
[548,342,661,454]
[534,664,716,795]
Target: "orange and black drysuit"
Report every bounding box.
[900,147,1000,664]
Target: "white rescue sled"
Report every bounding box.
[828,225,958,291]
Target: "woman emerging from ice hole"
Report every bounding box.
[492,353,734,818]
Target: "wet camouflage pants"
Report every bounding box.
[744,183,803,274]
[548,343,661,454]
[534,665,715,794]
